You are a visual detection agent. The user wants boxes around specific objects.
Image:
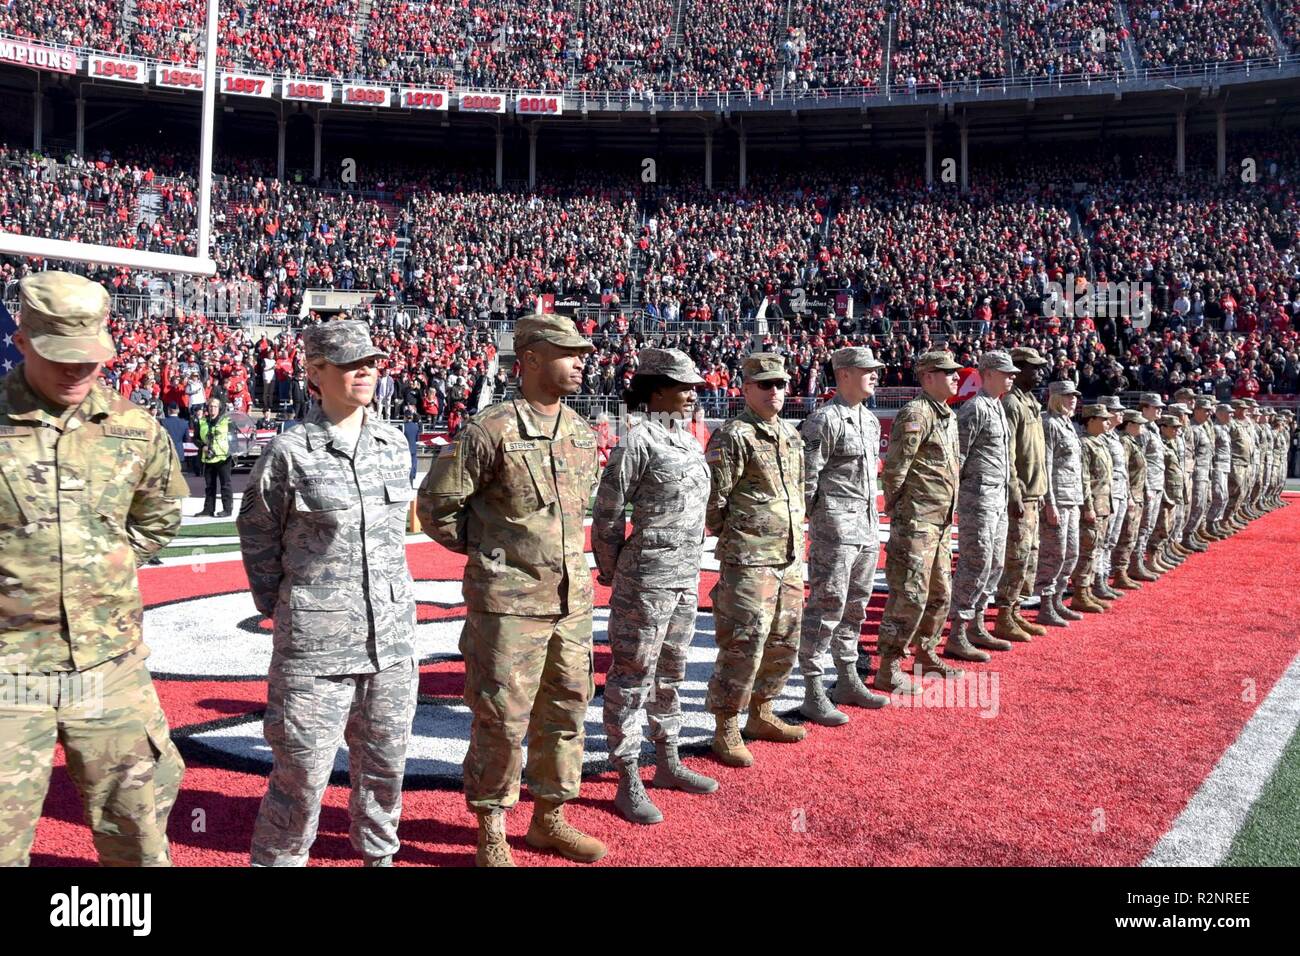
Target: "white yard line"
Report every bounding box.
[1143,650,1300,867]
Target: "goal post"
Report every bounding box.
[0,0,220,278]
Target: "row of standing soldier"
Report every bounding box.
[2,275,1293,869]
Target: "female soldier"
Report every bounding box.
[1033,380,1085,628]
[592,349,718,825]
[237,320,418,866]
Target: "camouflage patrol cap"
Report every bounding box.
[1047,380,1080,396]
[514,313,595,353]
[1173,387,1196,402]
[831,346,885,371]
[633,348,705,385]
[1158,415,1184,428]
[1138,392,1165,408]
[1122,409,1146,425]
[1166,402,1190,415]
[1193,396,1215,410]
[1231,399,1250,409]
[1215,403,1233,414]
[1242,397,1259,407]
[977,350,1019,374]
[1009,346,1048,366]
[915,350,961,373]
[18,271,115,362]
[1099,394,1124,411]
[1079,403,1109,420]
[743,352,789,382]
[302,320,387,365]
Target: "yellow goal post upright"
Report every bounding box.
[0,0,220,277]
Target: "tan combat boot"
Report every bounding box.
[915,644,964,678]
[1012,604,1047,637]
[525,799,607,863]
[1069,585,1106,614]
[711,713,754,767]
[944,619,992,662]
[1112,568,1142,590]
[476,810,516,867]
[992,606,1031,643]
[743,700,807,744]
[873,653,922,696]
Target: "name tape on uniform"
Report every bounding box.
[505,440,538,452]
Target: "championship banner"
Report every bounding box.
[458,91,507,114]
[155,65,205,91]
[952,367,982,404]
[834,291,852,318]
[282,77,332,103]
[399,88,449,110]
[221,72,273,98]
[0,38,77,75]
[87,55,147,84]
[516,94,563,116]
[341,84,392,108]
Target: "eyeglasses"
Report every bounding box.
[751,380,786,391]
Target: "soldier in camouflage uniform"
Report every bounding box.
[1182,398,1216,551]
[797,346,889,727]
[1206,403,1233,539]
[994,347,1049,640]
[1110,410,1148,589]
[704,352,807,768]
[1067,405,1113,614]
[1133,393,1168,576]
[418,314,605,867]
[1033,380,1084,627]
[945,350,1019,663]
[1226,400,1256,531]
[1095,396,1129,600]
[0,271,188,867]
[592,349,718,826]
[874,351,963,695]
[1149,416,1186,564]
[1165,399,1195,559]
[1246,402,1267,517]
[237,321,418,868]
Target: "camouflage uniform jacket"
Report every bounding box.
[1002,386,1047,506]
[1121,432,1147,506]
[1162,438,1185,503]
[1042,410,1085,510]
[1190,420,1213,477]
[0,368,187,672]
[592,416,709,589]
[882,394,959,526]
[1212,422,1232,474]
[417,399,598,615]
[800,396,880,546]
[956,389,1012,501]
[237,404,416,676]
[1229,419,1254,466]
[706,408,804,566]
[1103,430,1128,502]
[1080,433,1112,520]
[1139,419,1165,489]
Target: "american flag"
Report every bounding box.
[0,300,21,374]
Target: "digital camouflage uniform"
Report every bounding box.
[419,396,599,812]
[798,395,881,678]
[1135,397,1167,561]
[951,383,1013,625]
[1227,407,1255,524]
[1209,410,1232,529]
[1098,403,1128,584]
[1034,397,1085,602]
[1183,408,1214,545]
[1112,420,1147,576]
[593,411,709,763]
[237,322,418,867]
[1151,423,1185,553]
[995,363,1048,616]
[877,381,961,661]
[1071,412,1112,592]
[1,271,187,868]
[705,403,805,716]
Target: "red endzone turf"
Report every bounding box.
[28,495,1300,866]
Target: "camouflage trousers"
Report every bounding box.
[1112,500,1144,574]
[1227,465,1250,521]
[1136,484,1163,557]
[878,519,953,657]
[1184,474,1212,542]
[0,644,183,867]
[603,583,696,762]
[251,655,418,866]
[707,559,802,715]
[799,537,878,678]
[950,489,1008,622]
[995,497,1041,609]
[1071,513,1111,588]
[1099,493,1127,578]
[1034,503,1079,598]
[1151,499,1177,551]
[1209,470,1230,523]
[461,609,593,813]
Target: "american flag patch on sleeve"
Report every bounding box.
[706,448,723,463]
[904,422,922,433]
[438,442,458,458]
